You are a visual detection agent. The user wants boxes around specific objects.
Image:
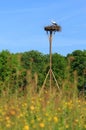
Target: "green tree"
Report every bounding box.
[68,50,86,90]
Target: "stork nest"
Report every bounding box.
[44,25,61,32]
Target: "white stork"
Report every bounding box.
[51,20,57,26]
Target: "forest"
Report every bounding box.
[0,49,86,94]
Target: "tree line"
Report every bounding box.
[0,49,86,94]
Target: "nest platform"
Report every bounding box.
[44,25,61,32]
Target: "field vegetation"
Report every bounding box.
[0,49,86,129]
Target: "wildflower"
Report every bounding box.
[5,116,10,121]
[45,90,48,94]
[10,110,16,116]
[75,119,78,123]
[6,123,11,128]
[18,113,23,118]
[45,112,49,117]
[47,101,50,104]
[37,117,41,121]
[65,124,69,129]
[74,119,79,125]
[23,103,27,107]
[39,122,45,128]
[58,107,61,112]
[84,101,86,105]
[48,117,52,121]
[53,116,58,123]
[30,105,35,111]
[30,119,35,124]
[23,125,29,130]
[78,104,80,108]
[78,100,81,103]
[39,98,42,101]
[84,125,86,128]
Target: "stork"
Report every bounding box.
[51,20,57,26]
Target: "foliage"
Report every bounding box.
[0,49,86,93]
[0,50,27,93]
[67,50,86,90]
[21,50,49,86]
[52,53,67,85]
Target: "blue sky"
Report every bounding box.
[0,0,86,56]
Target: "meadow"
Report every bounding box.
[0,85,86,130]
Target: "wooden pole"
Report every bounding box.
[49,31,52,92]
[39,24,61,95]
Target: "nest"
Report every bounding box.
[44,25,61,32]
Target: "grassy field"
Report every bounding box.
[0,85,86,130]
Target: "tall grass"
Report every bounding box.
[0,83,86,130]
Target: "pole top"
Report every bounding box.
[44,24,61,32]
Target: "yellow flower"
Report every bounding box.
[10,110,16,116]
[75,119,78,123]
[23,125,29,130]
[48,117,52,121]
[65,124,69,129]
[31,119,35,124]
[45,90,48,94]
[84,125,86,128]
[5,116,10,121]
[39,98,42,101]
[30,105,35,111]
[39,122,45,128]
[53,116,58,123]
[58,107,61,112]
[23,103,27,107]
[6,123,11,128]
[45,112,49,117]
[37,117,41,121]
[78,99,81,103]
